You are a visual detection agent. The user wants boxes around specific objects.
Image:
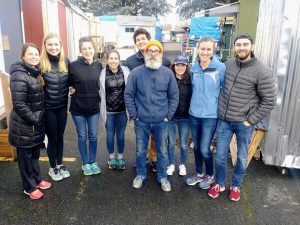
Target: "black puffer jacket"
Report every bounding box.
[9,62,45,148]
[173,75,192,119]
[43,55,70,109]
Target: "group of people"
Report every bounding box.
[8,27,276,202]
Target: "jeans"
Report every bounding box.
[106,112,127,154]
[167,119,190,165]
[134,120,168,183]
[215,119,254,187]
[189,115,217,176]
[72,113,100,165]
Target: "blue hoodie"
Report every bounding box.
[189,55,225,118]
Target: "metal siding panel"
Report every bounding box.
[255,0,300,168]
[58,1,68,57]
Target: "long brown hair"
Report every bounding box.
[40,33,68,73]
[170,63,190,83]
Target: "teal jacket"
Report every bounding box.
[189,56,225,118]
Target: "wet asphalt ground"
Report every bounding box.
[0,114,299,225]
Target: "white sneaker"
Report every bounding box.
[48,168,63,181]
[166,164,175,176]
[179,164,187,176]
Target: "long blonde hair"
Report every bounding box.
[40,33,68,73]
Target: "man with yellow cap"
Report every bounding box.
[124,28,171,172]
[124,40,179,192]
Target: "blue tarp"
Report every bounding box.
[189,17,220,41]
[155,27,162,42]
[98,16,117,21]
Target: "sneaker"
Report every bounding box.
[108,158,117,169]
[82,164,93,176]
[90,162,101,174]
[166,164,175,176]
[208,183,225,198]
[229,186,241,201]
[132,175,144,189]
[198,175,214,190]
[161,178,171,192]
[178,164,187,176]
[150,161,157,172]
[24,189,44,200]
[48,168,63,181]
[36,180,52,189]
[116,158,126,170]
[58,165,70,178]
[185,173,205,186]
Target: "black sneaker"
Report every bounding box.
[150,161,157,172]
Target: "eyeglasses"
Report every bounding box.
[147,49,160,55]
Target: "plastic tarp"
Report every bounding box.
[98,16,117,21]
[155,27,162,42]
[189,17,220,40]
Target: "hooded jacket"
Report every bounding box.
[9,62,45,148]
[69,57,102,116]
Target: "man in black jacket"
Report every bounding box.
[208,34,277,201]
[124,28,171,172]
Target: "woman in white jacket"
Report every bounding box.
[100,50,130,170]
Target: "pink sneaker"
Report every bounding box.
[36,180,52,189]
[229,186,241,201]
[24,189,44,200]
[208,183,225,198]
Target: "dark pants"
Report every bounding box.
[45,106,68,168]
[17,146,42,192]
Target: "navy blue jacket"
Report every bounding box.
[124,65,179,123]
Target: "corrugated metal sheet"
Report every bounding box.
[255,0,300,168]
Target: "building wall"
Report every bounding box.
[237,0,260,39]
[22,0,44,49]
[0,0,23,72]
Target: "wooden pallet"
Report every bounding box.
[0,129,16,160]
[230,129,265,167]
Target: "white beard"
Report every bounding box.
[145,54,162,69]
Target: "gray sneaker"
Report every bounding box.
[58,165,70,178]
[49,168,63,181]
[185,173,205,186]
[161,178,171,192]
[198,175,214,189]
[132,176,144,189]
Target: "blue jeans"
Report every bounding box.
[215,119,254,187]
[106,112,127,154]
[134,120,168,183]
[189,115,217,176]
[72,113,100,165]
[167,119,190,165]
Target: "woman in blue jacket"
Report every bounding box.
[186,37,225,190]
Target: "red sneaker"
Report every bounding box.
[229,186,241,201]
[37,180,52,189]
[24,189,44,200]
[208,183,225,198]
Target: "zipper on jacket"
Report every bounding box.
[224,66,242,119]
[32,125,35,133]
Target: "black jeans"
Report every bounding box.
[45,106,68,168]
[17,146,42,192]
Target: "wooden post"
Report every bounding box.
[0,71,16,160]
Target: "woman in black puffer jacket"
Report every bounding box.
[40,33,70,181]
[9,43,51,200]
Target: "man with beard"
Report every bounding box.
[208,34,276,201]
[124,40,179,192]
[124,28,171,172]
